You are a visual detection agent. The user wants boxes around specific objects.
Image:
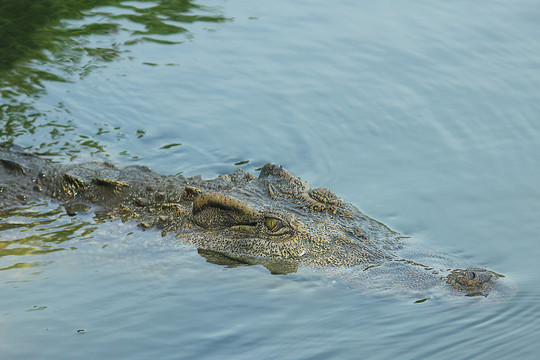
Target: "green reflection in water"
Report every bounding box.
[0,202,98,272]
[0,0,230,156]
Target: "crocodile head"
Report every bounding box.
[180,164,504,295]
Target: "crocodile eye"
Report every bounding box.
[264,217,282,232]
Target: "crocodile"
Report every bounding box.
[0,144,508,299]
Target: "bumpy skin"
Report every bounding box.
[0,145,503,297]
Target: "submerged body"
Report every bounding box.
[0,145,507,299]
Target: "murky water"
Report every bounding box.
[1,0,540,359]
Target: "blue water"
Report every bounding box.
[2,0,540,358]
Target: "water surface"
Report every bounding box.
[1,0,540,359]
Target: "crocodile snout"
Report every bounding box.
[455,268,493,287]
[446,268,501,295]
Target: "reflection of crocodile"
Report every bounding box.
[0,144,505,298]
